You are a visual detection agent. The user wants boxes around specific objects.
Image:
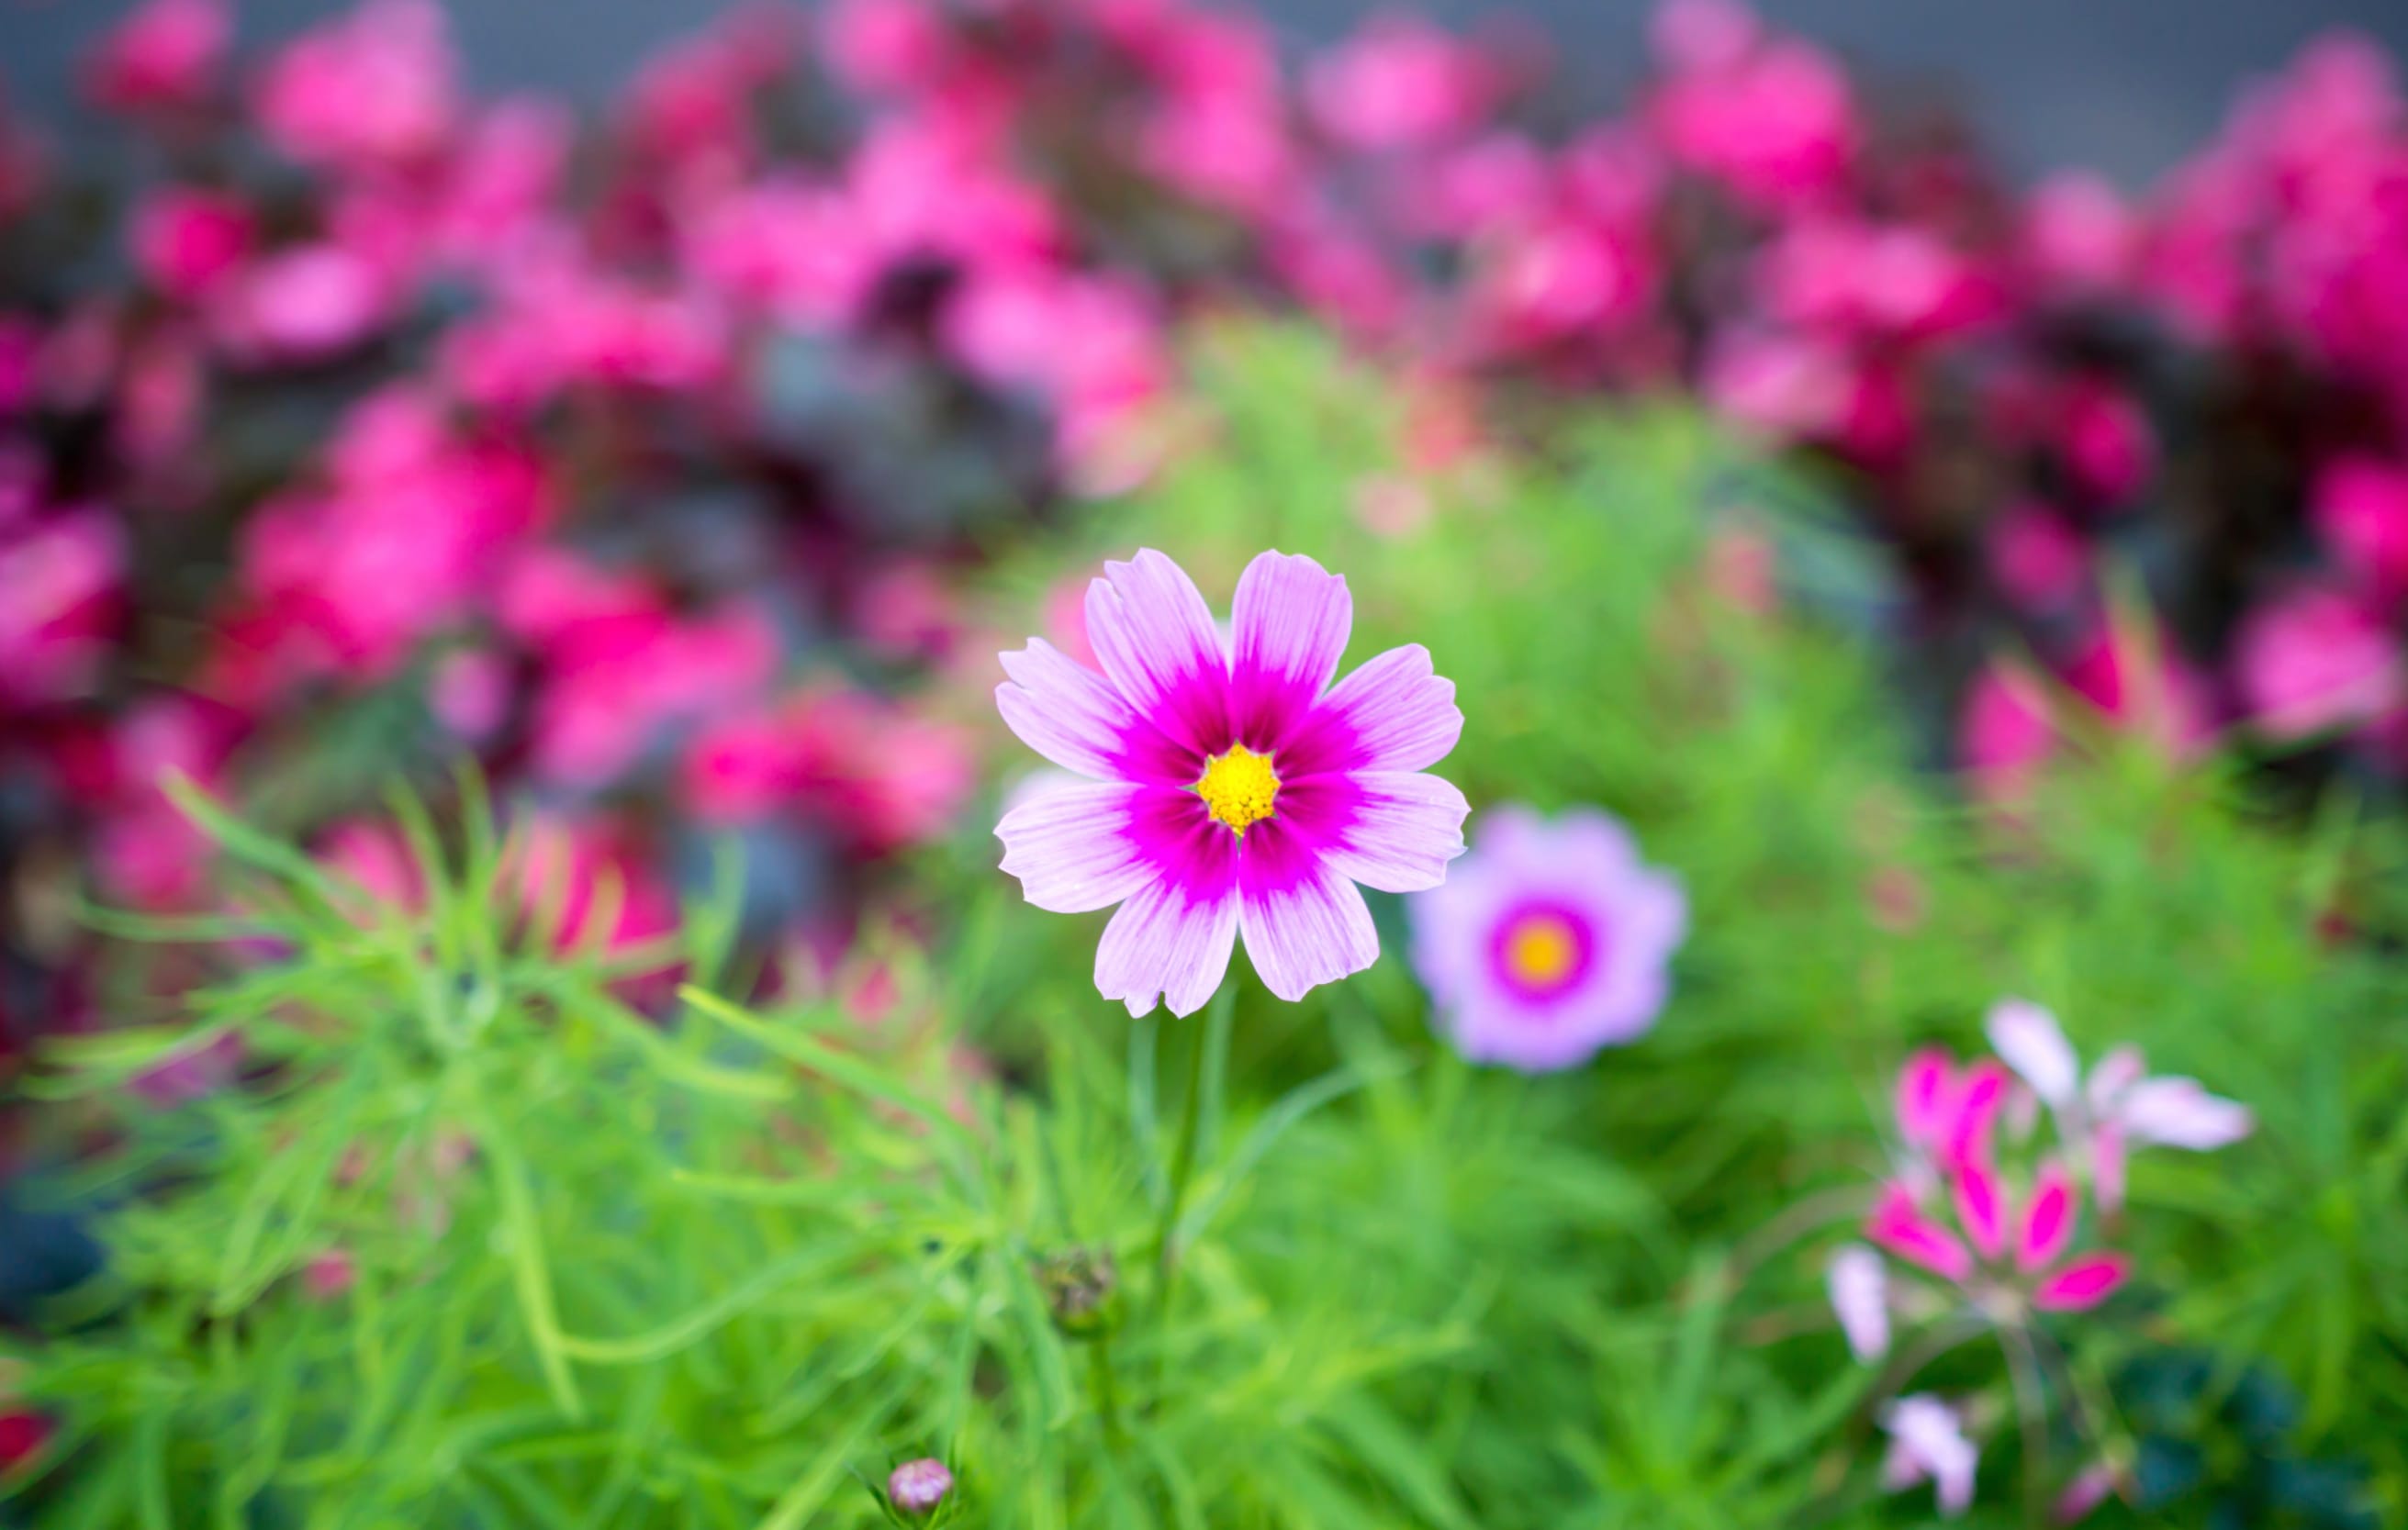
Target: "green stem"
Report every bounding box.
[1150,985,1232,1318]
[1089,1333,1127,1448]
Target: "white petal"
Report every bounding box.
[2115,1077,2254,1150]
[1826,1245,1891,1362]
[1094,874,1239,1018]
[1984,999,2079,1107]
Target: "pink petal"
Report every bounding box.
[1952,1158,2008,1261]
[995,781,1157,912]
[2017,1158,2078,1271]
[1867,1182,1973,1282]
[998,636,1195,786]
[1896,1047,1956,1149]
[2091,1122,2126,1215]
[1276,642,1462,776]
[2116,1077,2254,1150]
[1944,1060,2009,1169]
[1278,769,1469,893]
[1985,998,2079,1106]
[2084,1044,2145,1113]
[1084,549,1231,760]
[1094,839,1239,1018]
[1236,819,1379,1002]
[2032,1251,2130,1312]
[1229,550,1350,749]
[2054,1461,2121,1524]
[1827,1244,1890,1361]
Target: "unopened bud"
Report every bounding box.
[1033,1246,1118,1337]
[887,1457,953,1518]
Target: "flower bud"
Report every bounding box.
[887,1457,953,1518]
[1033,1246,1118,1337]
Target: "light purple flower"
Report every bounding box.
[1880,1394,1979,1517]
[1406,806,1686,1071]
[887,1457,953,1517]
[995,549,1468,1016]
[1984,999,2252,1211]
[1826,1243,1890,1361]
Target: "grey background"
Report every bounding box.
[4,0,2406,186]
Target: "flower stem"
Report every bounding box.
[1150,985,1231,1322]
[1089,1331,1127,1447]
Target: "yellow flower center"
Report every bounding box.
[1195,743,1281,834]
[1503,913,1579,988]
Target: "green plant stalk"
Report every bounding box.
[1150,984,1232,1324]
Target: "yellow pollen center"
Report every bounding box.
[1504,914,1578,987]
[1196,744,1281,834]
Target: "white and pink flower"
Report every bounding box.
[995,549,1469,1015]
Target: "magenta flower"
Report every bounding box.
[1866,1159,2131,1314]
[1406,806,1686,1071]
[995,550,1467,1016]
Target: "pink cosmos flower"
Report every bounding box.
[1406,805,1687,1071]
[1984,999,2252,1213]
[995,550,1468,1015]
[1866,1159,2129,1312]
[2234,585,2403,741]
[1880,1395,1978,1517]
[84,0,229,116]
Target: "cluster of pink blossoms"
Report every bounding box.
[6,0,2408,1078]
[1826,1000,2252,1520]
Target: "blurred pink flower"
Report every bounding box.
[255,0,461,172]
[304,1249,358,1301]
[84,0,229,115]
[1650,9,1855,210]
[687,687,974,853]
[430,649,514,742]
[1408,805,1686,1071]
[2055,1461,2122,1524]
[1987,506,2090,611]
[504,813,681,963]
[213,244,396,363]
[2022,172,2138,295]
[1880,1395,1978,1518]
[1464,214,1652,352]
[2313,455,2408,606]
[1762,219,1997,341]
[2235,586,2402,741]
[226,391,548,694]
[130,188,256,302]
[1705,329,1853,441]
[2055,378,2155,508]
[0,508,122,706]
[823,0,954,95]
[1307,13,1495,152]
[500,553,778,787]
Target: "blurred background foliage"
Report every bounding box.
[2,330,2400,1526]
